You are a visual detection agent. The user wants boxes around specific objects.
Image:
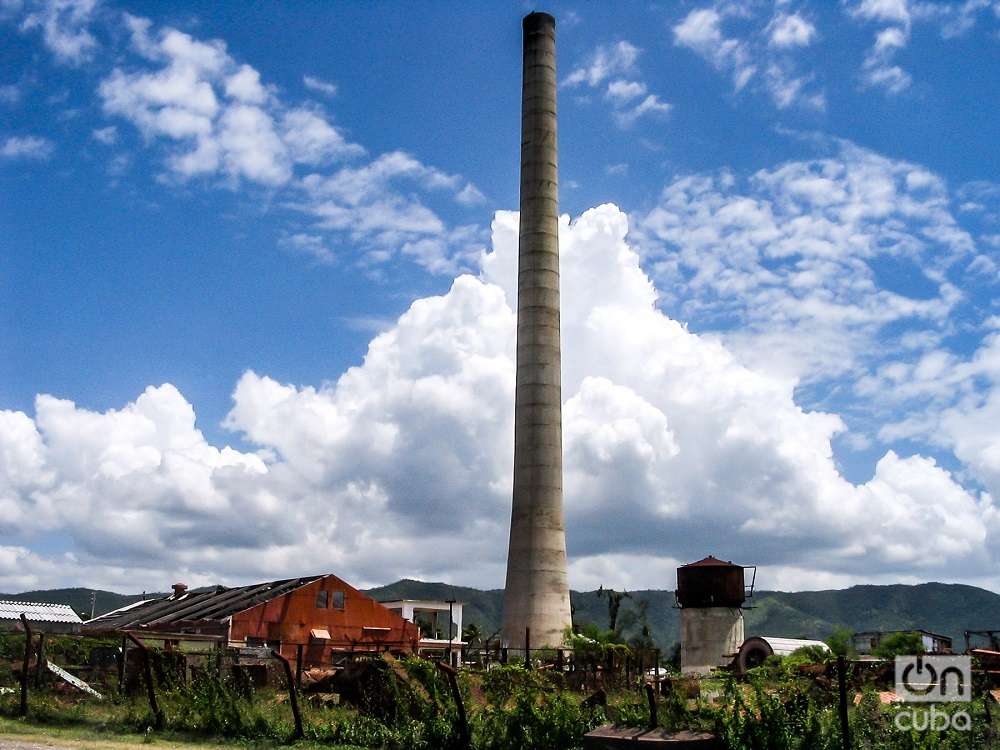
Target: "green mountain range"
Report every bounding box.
[5,580,998,651]
[365,579,1000,650]
[0,588,163,619]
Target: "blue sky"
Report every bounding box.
[2,0,1000,595]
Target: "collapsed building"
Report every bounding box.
[82,574,419,667]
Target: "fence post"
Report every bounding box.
[654,649,660,693]
[501,646,508,665]
[19,614,32,717]
[436,660,471,750]
[557,649,564,673]
[272,649,303,741]
[34,631,46,689]
[524,627,530,668]
[295,644,304,690]
[125,632,164,730]
[118,635,127,692]
[837,655,851,750]
[644,682,658,729]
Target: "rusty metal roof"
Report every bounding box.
[680,555,740,568]
[0,600,83,625]
[82,576,323,634]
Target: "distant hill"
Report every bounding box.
[0,588,165,619]
[365,580,1000,650]
[6,580,999,650]
[366,579,507,640]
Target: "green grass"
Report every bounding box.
[3,653,999,750]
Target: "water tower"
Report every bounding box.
[675,556,755,674]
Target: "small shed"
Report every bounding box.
[0,600,83,634]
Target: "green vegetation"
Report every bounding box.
[2,638,998,750]
[825,626,856,657]
[873,631,926,660]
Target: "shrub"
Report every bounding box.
[825,627,855,658]
[873,632,925,660]
[472,662,604,750]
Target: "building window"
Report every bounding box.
[331,591,345,610]
[316,590,328,609]
[246,637,265,647]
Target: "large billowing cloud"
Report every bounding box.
[2,203,997,594]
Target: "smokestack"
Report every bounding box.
[501,11,572,650]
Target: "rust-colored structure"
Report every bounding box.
[676,556,756,675]
[84,574,419,665]
[675,555,749,609]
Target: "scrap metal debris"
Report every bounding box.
[46,661,103,699]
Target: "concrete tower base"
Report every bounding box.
[680,607,745,675]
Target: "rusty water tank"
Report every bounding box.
[675,556,747,609]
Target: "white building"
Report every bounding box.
[380,599,464,663]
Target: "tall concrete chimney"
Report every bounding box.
[501,11,572,650]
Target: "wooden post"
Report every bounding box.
[19,614,32,717]
[34,632,46,688]
[837,655,851,750]
[654,649,660,694]
[272,649,303,741]
[983,682,992,729]
[556,649,564,673]
[118,635,127,692]
[501,646,508,665]
[436,660,471,750]
[524,627,531,667]
[126,632,164,730]
[644,682,658,729]
[295,644,304,690]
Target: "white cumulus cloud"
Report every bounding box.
[672,5,824,109]
[19,0,99,65]
[0,134,54,159]
[1,203,997,593]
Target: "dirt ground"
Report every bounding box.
[0,738,172,750]
[0,733,304,750]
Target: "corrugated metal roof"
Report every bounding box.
[82,575,324,634]
[0,600,83,624]
[680,555,740,568]
[758,636,830,656]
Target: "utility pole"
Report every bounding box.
[446,599,456,667]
